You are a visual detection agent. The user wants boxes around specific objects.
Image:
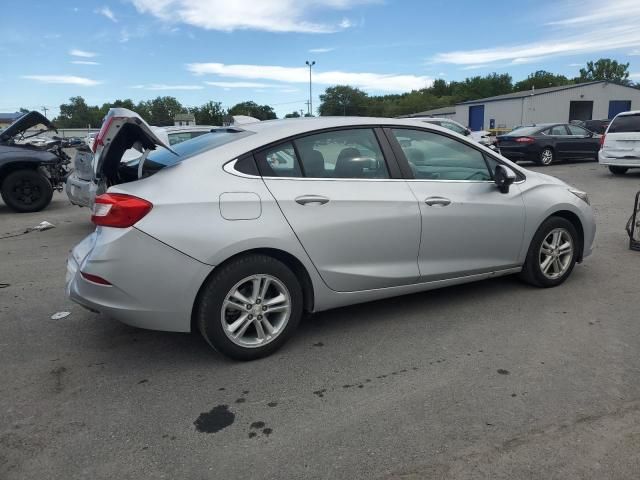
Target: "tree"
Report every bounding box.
[578,58,631,85]
[228,101,277,120]
[514,70,571,91]
[55,96,103,128]
[318,85,370,116]
[136,96,185,126]
[284,111,301,118]
[190,101,225,125]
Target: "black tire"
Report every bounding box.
[609,166,628,175]
[196,254,303,360]
[538,147,554,166]
[519,217,579,288]
[1,169,53,213]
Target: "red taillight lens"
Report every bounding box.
[599,134,606,148]
[515,136,535,144]
[92,116,115,153]
[81,272,112,285]
[91,193,152,228]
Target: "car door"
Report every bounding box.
[257,127,421,292]
[385,127,525,281]
[566,124,599,158]
[547,125,572,158]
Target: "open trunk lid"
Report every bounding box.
[93,108,176,182]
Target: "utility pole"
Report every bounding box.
[304,100,311,116]
[41,106,49,118]
[305,60,315,116]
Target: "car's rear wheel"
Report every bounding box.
[196,254,303,360]
[519,217,578,288]
[539,147,554,166]
[1,169,53,213]
[609,166,628,175]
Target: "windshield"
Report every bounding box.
[144,129,254,170]
[608,114,640,133]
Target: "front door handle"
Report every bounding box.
[295,195,330,206]
[425,196,451,207]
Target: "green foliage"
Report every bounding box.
[578,58,631,85]
[190,101,226,125]
[514,70,571,91]
[318,85,370,116]
[228,101,277,120]
[56,96,104,128]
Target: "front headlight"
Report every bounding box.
[568,188,590,205]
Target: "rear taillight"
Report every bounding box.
[515,137,535,144]
[92,116,115,153]
[91,193,152,228]
[599,134,606,148]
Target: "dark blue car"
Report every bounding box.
[497,123,600,166]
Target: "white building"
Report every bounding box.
[405,81,640,131]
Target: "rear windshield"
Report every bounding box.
[145,129,254,168]
[608,114,640,133]
[508,126,540,136]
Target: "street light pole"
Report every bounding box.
[305,60,315,116]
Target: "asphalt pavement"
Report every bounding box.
[1,162,640,479]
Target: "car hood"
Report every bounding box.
[0,111,56,142]
[526,169,569,187]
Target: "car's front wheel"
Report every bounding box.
[1,169,54,213]
[519,217,579,288]
[609,166,628,175]
[196,254,303,360]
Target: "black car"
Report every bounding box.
[496,123,600,166]
[0,112,71,212]
[573,119,610,135]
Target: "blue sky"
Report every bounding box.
[1,0,640,120]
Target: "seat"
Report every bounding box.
[333,147,363,178]
[404,147,426,166]
[301,149,326,178]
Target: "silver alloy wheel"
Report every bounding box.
[541,148,553,165]
[221,274,291,348]
[539,228,574,280]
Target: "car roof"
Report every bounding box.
[158,125,216,133]
[614,110,640,117]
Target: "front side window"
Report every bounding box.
[391,128,491,181]
[294,128,389,179]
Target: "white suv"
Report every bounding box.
[598,111,640,175]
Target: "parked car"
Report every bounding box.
[571,119,610,135]
[66,109,595,360]
[599,111,640,175]
[497,123,600,165]
[413,117,496,146]
[66,124,215,207]
[0,111,72,212]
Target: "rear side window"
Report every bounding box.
[257,142,302,177]
[608,114,640,133]
[509,126,539,136]
[391,128,491,181]
[295,129,389,179]
[549,125,569,135]
[567,125,590,136]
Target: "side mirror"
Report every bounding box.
[494,164,516,193]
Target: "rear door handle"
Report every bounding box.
[425,196,451,207]
[295,195,330,206]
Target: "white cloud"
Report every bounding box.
[568,63,583,67]
[22,75,101,86]
[130,0,376,33]
[461,64,489,70]
[97,6,117,22]
[187,62,432,92]
[630,49,640,56]
[205,81,278,88]
[69,49,97,58]
[131,84,204,90]
[433,0,640,65]
[630,72,640,79]
[309,47,335,53]
[71,60,100,65]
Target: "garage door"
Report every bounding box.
[608,100,631,119]
[468,105,484,131]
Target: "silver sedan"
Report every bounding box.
[66,109,595,360]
